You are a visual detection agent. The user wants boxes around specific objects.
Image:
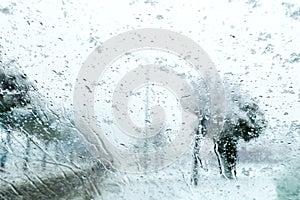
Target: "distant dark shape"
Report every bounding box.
[0,66,33,168]
[0,65,68,169]
[0,67,32,112]
[0,65,73,141]
[215,100,267,179]
[191,73,267,182]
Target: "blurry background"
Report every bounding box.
[0,0,299,199]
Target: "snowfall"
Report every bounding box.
[0,0,300,199]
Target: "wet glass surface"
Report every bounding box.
[0,0,299,199]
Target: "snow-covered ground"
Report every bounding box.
[98,157,280,200]
[1,125,299,199]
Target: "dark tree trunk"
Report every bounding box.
[192,117,207,185]
[215,136,237,179]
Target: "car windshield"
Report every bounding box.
[0,0,299,199]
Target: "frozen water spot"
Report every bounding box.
[0,2,15,15]
[282,2,300,21]
[156,15,164,20]
[263,44,274,54]
[0,7,12,15]
[257,32,272,41]
[144,0,158,7]
[245,0,262,8]
[285,53,300,64]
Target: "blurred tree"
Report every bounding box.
[0,62,71,169]
[215,102,267,179]
[191,73,268,182]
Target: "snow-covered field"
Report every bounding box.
[98,157,280,200]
